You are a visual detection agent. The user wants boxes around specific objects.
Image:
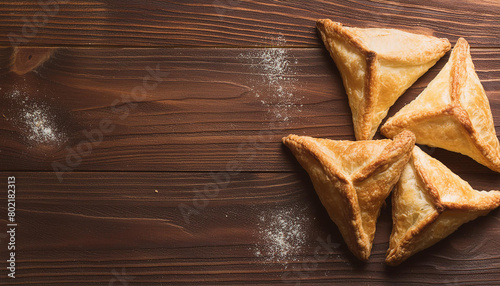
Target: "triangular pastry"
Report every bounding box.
[316,19,450,140]
[282,130,415,260]
[382,38,500,172]
[387,146,500,266]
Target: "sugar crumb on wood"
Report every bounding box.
[253,205,310,265]
[239,34,303,124]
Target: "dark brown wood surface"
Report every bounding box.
[1,0,500,285]
[1,0,500,47]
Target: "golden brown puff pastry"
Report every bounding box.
[316,19,450,140]
[382,38,500,172]
[386,146,500,266]
[282,130,415,260]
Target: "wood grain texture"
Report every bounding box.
[1,46,500,177]
[1,171,499,284]
[0,0,499,47]
[1,1,500,284]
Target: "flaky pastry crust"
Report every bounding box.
[386,146,500,266]
[283,131,415,260]
[316,19,450,140]
[382,38,500,172]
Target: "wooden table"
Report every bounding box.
[1,1,500,284]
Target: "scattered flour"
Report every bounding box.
[240,35,303,123]
[8,89,20,99]
[254,205,309,264]
[5,86,65,145]
[21,102,64,144]
[244,36,307,263]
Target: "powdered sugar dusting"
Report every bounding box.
[8,89,21,99]
[240,35,303,123]
[254,206,309,264]
[21,102,64,144]
[245,36,307,264]
[5,86,65,145]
